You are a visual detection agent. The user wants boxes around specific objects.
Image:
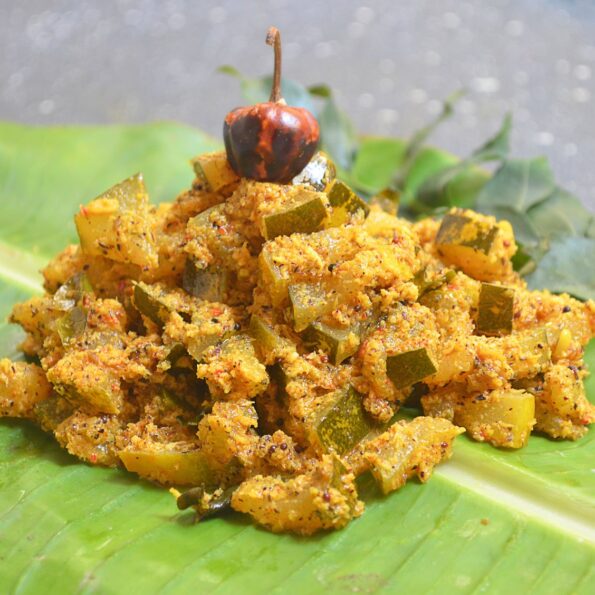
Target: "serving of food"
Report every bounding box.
[1,27,594,541]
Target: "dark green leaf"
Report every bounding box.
[404,90,465,162]
[414,163,469,212]
[307,84,332,98]
[412,114,512,213]
[413,160,491,213]
[476,157,556,213]
[481,205,541,248]
[468,112,512,163]
[526,236,595,300]
[527,186,595,240]
[217,64,243,78]
[441,167,491,210]
[511,244,537,275]
[349,137,405,194]
[400,146,459,209]
[392,89,465,189]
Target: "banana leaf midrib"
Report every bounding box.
[438,448,595,544]
[0,239,45,294]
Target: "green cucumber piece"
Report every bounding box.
[312,386,375,455]
[288,283,330,332]
[386,348,438,389]
[302,321,360,365]
[182,258,229,303]
[249,314,292,359]
[435,212,498,255]
[132,282,172,326]
[413,268,456,298]
[263,191,327,240]
[259,249,289,306]
[327,180,370,216]
[191,151,239,192]
[33,396,74,432]
[476,282,514,336]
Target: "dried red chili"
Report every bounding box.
[223,27,320,183]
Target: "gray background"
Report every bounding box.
[1,0,594,209]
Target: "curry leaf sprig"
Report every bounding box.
[220,68,595,300]
[412,112,512,214]
[477,160,595,299]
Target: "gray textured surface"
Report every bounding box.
[1,0,594,209]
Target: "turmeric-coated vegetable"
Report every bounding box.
[2,143,593,536]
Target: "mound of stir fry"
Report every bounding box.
[1,147,594,534]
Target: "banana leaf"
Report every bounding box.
[0,122,593,594]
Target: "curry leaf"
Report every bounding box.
[468,112,512,163]
[391,89,465,190]
[349,137,405,194]
[482,205,542,248]
[476,157,556,214]
[527,186,595,240]
[307,84,332,98]
[475,157,556,257]
[216,64,243,78]
[474,158,595,289]
[404,90,465,163]
[413,113,512,213]
[526,236,595,300]
[413,163,470,212]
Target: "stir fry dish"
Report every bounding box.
[1,28,594,535]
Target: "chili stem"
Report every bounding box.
[266,26,282,102]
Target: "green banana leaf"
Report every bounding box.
[0,122,593,594]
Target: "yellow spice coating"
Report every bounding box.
[1,153,594,535]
